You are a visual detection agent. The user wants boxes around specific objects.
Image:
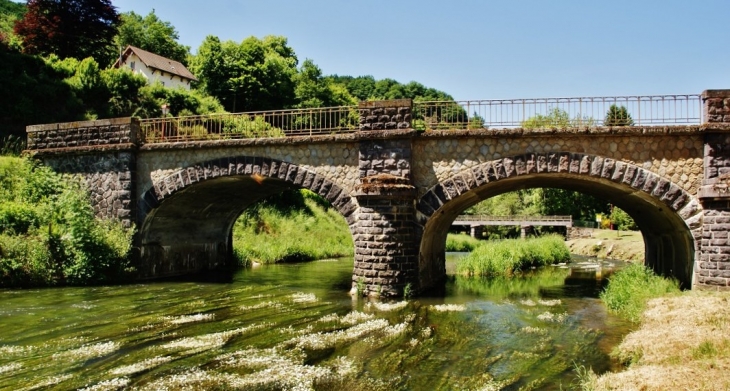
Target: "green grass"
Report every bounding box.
[455,234,570,277]
[599,263,680,322]
[445,233,481,252]
[232,190,353,265]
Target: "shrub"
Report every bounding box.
[456,234,570,277]
[600,263,680,322]
[445,233,481,252]
[0,156,135,287]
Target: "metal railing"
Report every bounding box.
[137,94,703,144]
[413,94,702,131]
[453,215,573,226]
[138,106,360,143]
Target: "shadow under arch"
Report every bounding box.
[135,156,358,279]
[415,152,703,291]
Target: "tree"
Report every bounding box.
[0,0,25,50]
[189,35,298,112]
[538,188,610,222]
[294,59,355,108]
[604,104,634,126]
[14,0,119,63]
[521,107,595,129]
[114,10,189,65]
[610,206,638,230]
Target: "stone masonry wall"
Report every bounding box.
[359,99,412,131]
[699,200,730,288]
[33,152,136,229]
[27,118,138,229]
[27,117,137,150]
[352,196,418,296]
[703,90,730,124]
[358,138,412,179]
[413,130,705,196]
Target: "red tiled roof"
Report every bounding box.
[114,45,198,82]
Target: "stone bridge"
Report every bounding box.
[25,90,730,296]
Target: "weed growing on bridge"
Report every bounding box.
[456,234,570,277]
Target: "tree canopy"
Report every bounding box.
[114,10,189,66]
[604,104,634,126]
[189,35,299,112]
[14,0,119,63]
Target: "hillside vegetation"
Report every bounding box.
[0,156,134,287]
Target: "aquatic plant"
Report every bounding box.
[456,234,571,277]
[599,263,679,322]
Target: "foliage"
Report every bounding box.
[445,233,481,252]
[114,10,190,65]
[610,206,637,231]
[221,115,284,138]
[538,188,610,221]
[232,189,353,265]
[600,263,680,322]
[456,234,570,277]
[295,59,356,108]
[14,0,119,64]
[189,35,299,112]
[0,0,24,50]
[521,107,595,129]
[328,75,453,101]
[0,156,134,287]
[604,104,634,126]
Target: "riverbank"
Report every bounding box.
[567,229,644,262]
[581,290,730,390]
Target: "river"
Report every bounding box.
[0,254,631,390]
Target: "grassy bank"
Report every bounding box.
[599,263,680,322]
[445,233,481,252]
[579,290,730,390]
[232,189,353,265]
[456,234,571,277]
[0,156,134,287]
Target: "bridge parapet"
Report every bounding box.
[26,117,138,151]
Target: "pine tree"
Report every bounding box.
[604,104,634,126]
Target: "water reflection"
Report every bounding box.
[0,255,631,390]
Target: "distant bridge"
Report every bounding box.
[24,90,730,296]
[452,215,573,238]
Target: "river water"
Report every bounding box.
[0,254,631,390]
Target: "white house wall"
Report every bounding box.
[124,53,192,90]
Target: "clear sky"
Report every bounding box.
[113,0,729,100]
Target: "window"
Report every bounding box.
[130,61,135,71]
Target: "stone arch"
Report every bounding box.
[136,156,358,279]
[415,152,703,291]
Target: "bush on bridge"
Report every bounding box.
[0,156,134,287]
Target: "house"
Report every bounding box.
[113,45,198,90]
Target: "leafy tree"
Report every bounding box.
[538,188,609,222]
[189,35,298,112]
[14,0,119,63]
[0,0,25,50]
[610,206,638,230]
[521,107,595,129]
[294,59,356,108]
[114,10,189,65]
[604,104,634,126]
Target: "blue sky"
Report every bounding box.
[113,0,729,100]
